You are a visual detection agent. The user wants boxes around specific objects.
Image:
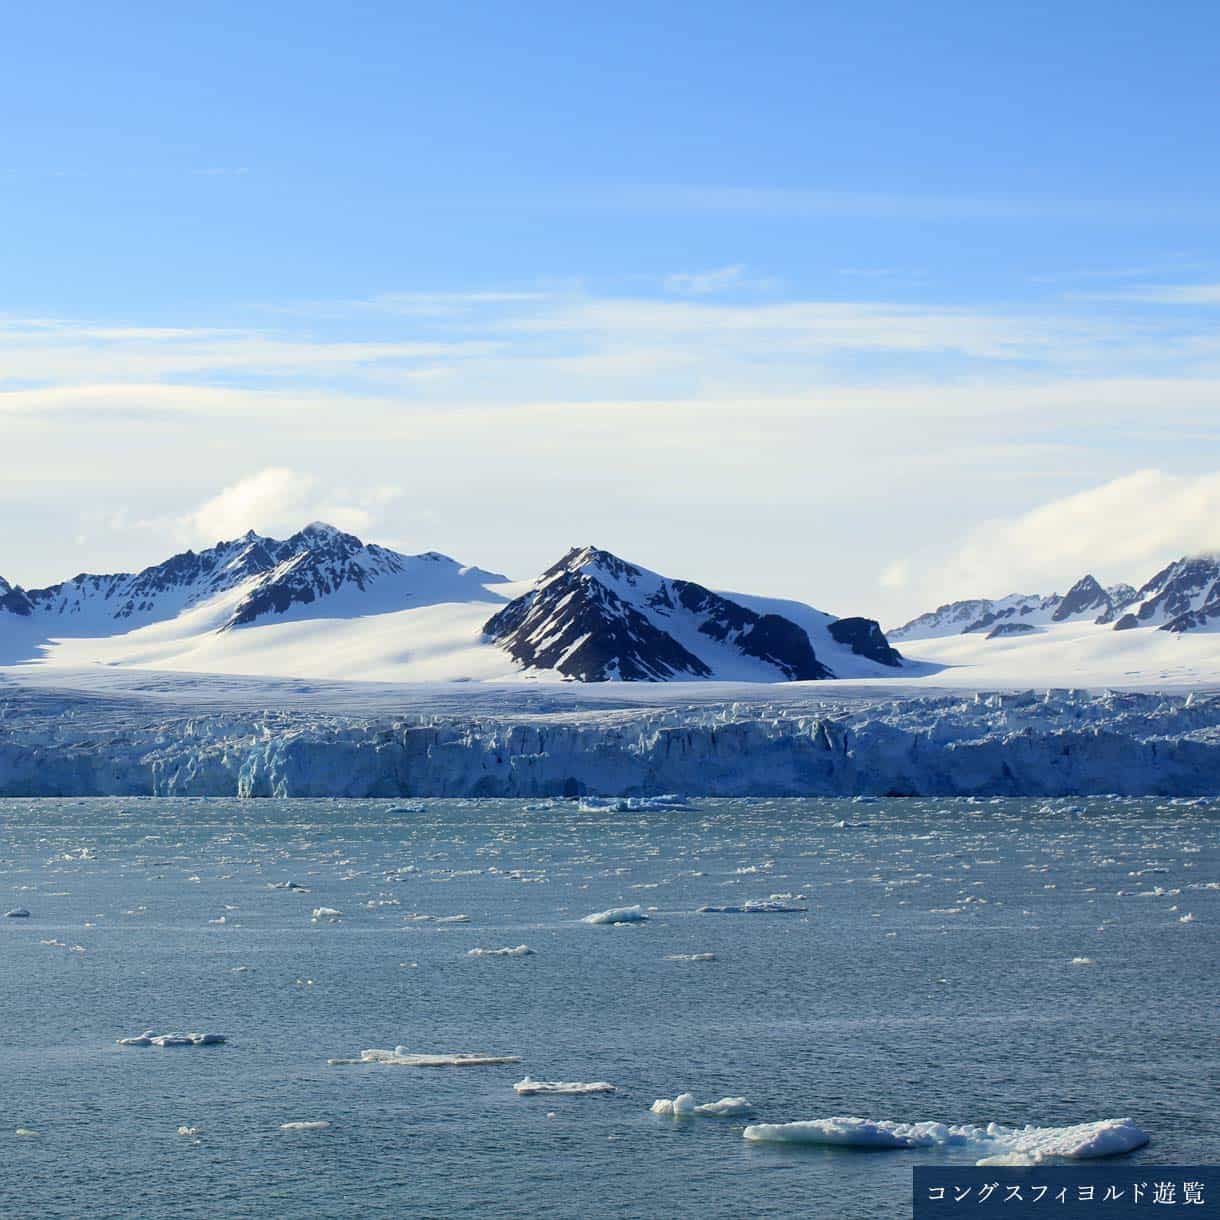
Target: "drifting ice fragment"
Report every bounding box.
[663,953,716,962]
[116,1031,226,1047]
[467,945,534,957]
[513,1077,616,1095]
[697,900,807,914]
[4,908,31,918]
[582,905,648,925]
[328,1046,520,1067]
[741,1115,1149,1164]
[651,1093,753,1117]
[311,907,343,921]
[280,1121,330,1131]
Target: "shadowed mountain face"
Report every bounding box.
[483,546,901,682]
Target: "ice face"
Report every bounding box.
[3,679,1219,797]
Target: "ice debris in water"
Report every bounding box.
[15,1128,40,1138]
[117,1031,226,1047]
[651,1093,754,1118]
[741,1116,1149,1164]
[328,1046,520,1067]
[280,1121,330,1131]
[663,953,716,962]
[270,881,309,892]
[467,945,534,957]
[578,794,687,812]
[513,1077,616,1095]
[311,907,342,921]
[582,905,648,925]
[697,899,807,914]
[1071,957,1097,965]
[4,908,31,918]
[177,1126,202,1137]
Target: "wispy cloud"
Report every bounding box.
[664,264,746,295]
[885,469,1220,612]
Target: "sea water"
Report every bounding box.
[0,797,1215,1219]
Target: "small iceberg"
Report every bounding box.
[741,1115,1149,1164]
[311,907,343,921]
[270,881,310,892]
[280,1121,330,1131]
[4,908,31,919]
[328,1046,520,1067]
[514,1077,616,1095]
[177,1126,202,1137]
[697,900,807,914]
[578,794,687,812]
[651,1093,754,1118]
[467,945,534,957]
[116,1030,226,1048]
[582,905,648,925]
[664,953,716,962]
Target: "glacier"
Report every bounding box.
[1,671,1219,796]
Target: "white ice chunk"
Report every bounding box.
[741,1115,1149,1163]
[467,945,534,957]
[513,1076,616,1095]
[663,953,716,962]
[116,1030,226,1048]
[4,908,31,918]
[651,1092,753,1117]
[311,907,343,921]
[582,905,648,925]
[280,1121,330,1131]
[328,1046,520,1067]
[697,900,807,914]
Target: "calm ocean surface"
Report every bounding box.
[1,797,1215,1219]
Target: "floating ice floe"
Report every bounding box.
[582,905,648,925]
[697,900,807,914]
[280,1121,330,1131]
[1070,957,1097,965]
[116,1031,227,1047]
[467,945,534,957]
[328,1046,520,1067]
[177,1126,202,1137]
[651,1093,754,1118]
[4,908,31,918]
[270,881,310,892]
[578,795,687,812]
[741,1116,1149,1165]
[664,953,716,962]
[407,913,470,923]
[311,907,343,921]
[513,1077,616,1095]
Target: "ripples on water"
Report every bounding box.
[1,797,1215,1219]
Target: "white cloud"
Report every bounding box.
[664,264,746,295]
[188,468,397,544]
[895,470,1220,609]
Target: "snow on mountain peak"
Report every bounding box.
[484,545,903,682]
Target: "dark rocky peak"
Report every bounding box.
[1052,574,1110,621]
[828,617,904,665]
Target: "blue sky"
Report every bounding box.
[4,1,1220,621]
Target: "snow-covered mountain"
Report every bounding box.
[483,546,903,682]
[892,557,1217,642]
[883,556,1220,690]
[1114,555,1220,632]
[0,529,904,683]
